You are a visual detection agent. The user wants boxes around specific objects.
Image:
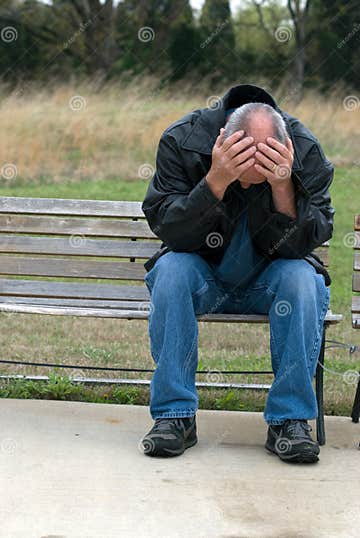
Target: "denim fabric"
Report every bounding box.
[144,211,330,424]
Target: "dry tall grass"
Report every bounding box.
[0,76,358,185]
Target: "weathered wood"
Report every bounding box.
[352,313,360,329]
[355,215,360,231]
[0,196,341,326]
[0,214,157,238]
[0,235,161,258]
[355,253,360,271]
[0,301,341,323]
[0,236,328,262]
[0,296,151,309]
[354,231,360,249]
[0,256,147,280]
[0,278,149,301]
[0,197,145,217]
[0,303,151,319]
[353,273,360,292]
[312,248,329,266]
[0,250,329,280]
[352,296,360,313]
[199,311,341,323]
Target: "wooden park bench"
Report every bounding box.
[0,196,343,445]
[351,214,360,423]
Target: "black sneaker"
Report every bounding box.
[265,419,320,463]
[140,416,197,457]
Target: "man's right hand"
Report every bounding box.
[205,128,256,200]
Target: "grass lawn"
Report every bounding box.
[0,167,359,415]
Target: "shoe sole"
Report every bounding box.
[144,436,198,458]
[265,442,319,463]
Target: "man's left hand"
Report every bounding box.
[254,136,294,189]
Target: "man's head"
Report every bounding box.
[223,102,288,184]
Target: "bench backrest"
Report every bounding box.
[352,214,360,328]
[0,196,330,302]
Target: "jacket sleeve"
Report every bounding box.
[141,131,228,251]
[248,143,335,259]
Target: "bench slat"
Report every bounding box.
[0,235,161,258]
[353,273,360,292]
[0,197,145,217]
[0,235,329,264]
[352,296,360,313]
[0,215,157,238]
[352,313,360,329]
[354,231,360,249]
[0,296,150,309]
[355,215,360,231]
[0,301,342,323]
[0,278,149,301]
[0,256,146,280]
[312,248,329,266]
[355,253,360,271]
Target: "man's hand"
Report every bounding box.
[254,136,294,189]
[205,128,256,200]
[255,136,297,219]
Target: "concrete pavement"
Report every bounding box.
[0,398,359,538]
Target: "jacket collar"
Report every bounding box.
[180,83,303,171]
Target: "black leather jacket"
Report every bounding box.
[141,83,335,286]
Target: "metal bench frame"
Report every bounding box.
[0,196,343,445]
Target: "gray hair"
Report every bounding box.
[223,102,288,144]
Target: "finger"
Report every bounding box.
[226,136,254,158]
[257,142,282,163]
[265,137,291,159]
[215,128,225,148]
[235,157,255,176]
[254,150,277,171]
[221,129,244,152]
[232,145,256,165]
[286,136,294,154]
[254,163,273,178]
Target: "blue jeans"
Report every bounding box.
[144,212,330,425]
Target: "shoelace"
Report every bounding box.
[285,419,312,438]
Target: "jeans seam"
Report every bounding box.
[308,286,330,369]
[144,274,155,293]
[269,322,280,365]
[181,328,198,390]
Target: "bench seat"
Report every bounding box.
[0,288,343,323]
[0,195,343,445]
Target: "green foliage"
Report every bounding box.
[306,0,360,89]
[232,0,291,81]
[0,0,358,90]
[1,375,355,415]
[198,0,236,81]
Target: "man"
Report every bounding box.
[140,83,334,464]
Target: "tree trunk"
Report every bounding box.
[287,0,311,103]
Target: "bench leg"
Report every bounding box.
[351,374,360,423]
[315,324,327,446]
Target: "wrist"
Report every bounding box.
[205,172,227,201]
[269,178,292,193]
